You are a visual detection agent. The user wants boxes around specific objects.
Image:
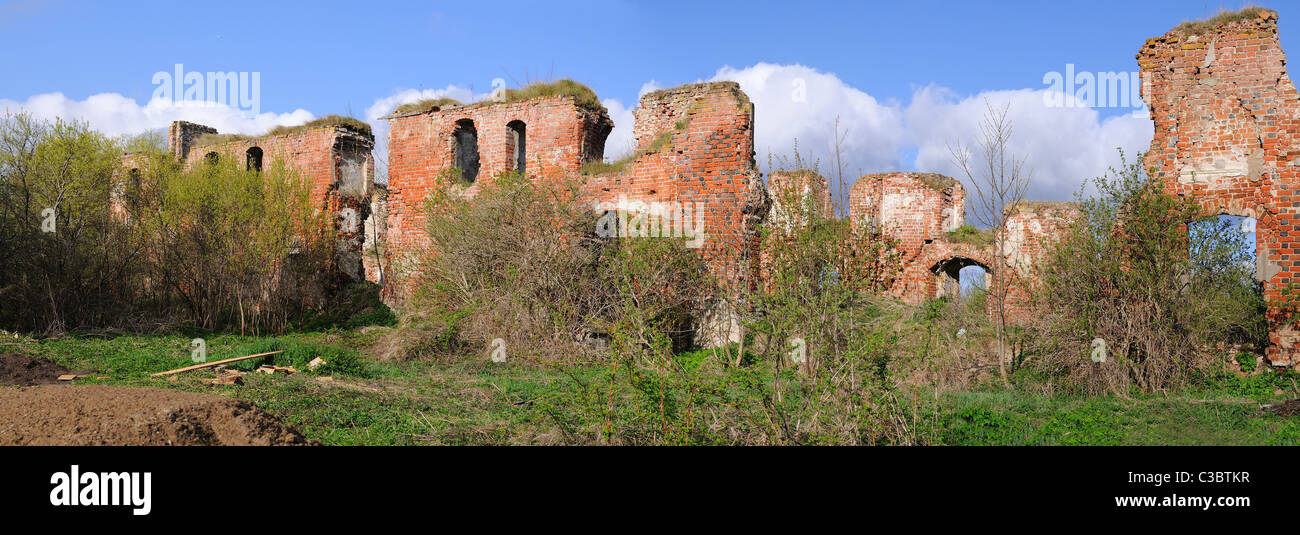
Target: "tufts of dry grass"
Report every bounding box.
[392,97,465,115]
[266,115,372,138]
[503,79,603,111]
[1175,6,1271,35]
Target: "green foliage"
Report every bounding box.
[0,112,339,334]
[1031,149,1265,394]
[0,113,140,331]
[943,224,994,246]
[412,170,712,365]
[291,282,396,332]
[135,147,335,331]
[228,338,372,377]
[1236,352,1257,373]
[1031,401,1125,445]
[943,406,1028,445]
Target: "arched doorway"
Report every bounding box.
[930,256,992,301]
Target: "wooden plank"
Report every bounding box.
[149,351,284,377]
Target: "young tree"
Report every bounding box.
[948,101,1031,385]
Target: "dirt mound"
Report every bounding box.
[1265,398,1300,417]
[0,385,317,446]
[0,352,73,386]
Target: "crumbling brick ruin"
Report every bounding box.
[92,6,1300,366]
[767,170,834,228]
[378,75,1080,339]
[380,81,767,345]
[850,172,977,302]
[836,171,1075,318]
[1138,7,1299,366]
[130,120,377,281]
[999,201,1079,319]
[581,82,768,295]
[382,92,613,258]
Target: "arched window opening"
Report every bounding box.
[246,146,263,172]
[453,119,480,183]
[507,120,526,175]
[127,168,142,211]
[203,152,220,165]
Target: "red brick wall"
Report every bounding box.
[384,96,612,259]
[581,82,767,293]
[1137,8,1300,365]
[768,170,832,227]
[999,202,1079,320]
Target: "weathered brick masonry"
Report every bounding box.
[382,82,767,297]
[999,201,1079,319]
[581,82,768,294]
[1138,8,1300,365]
[158,120,377,281]
[767,170,833,228]
[843,171,1074,318]
[850,172,969,302]
[382,95,612,260]
[380,82,766,345]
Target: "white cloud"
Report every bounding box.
[0,92,314,138]
[709,63,906,192]
[907,85,1153,204]
[702,63,1152,207]
[638,80,661,97]
[602,97,636,160]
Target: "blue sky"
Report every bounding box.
[0,0,1290,202]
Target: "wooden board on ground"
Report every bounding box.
[150,351,284,377]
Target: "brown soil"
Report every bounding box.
[0,352,74,386]
[1266,398,1300,417]
[0,385,317,446]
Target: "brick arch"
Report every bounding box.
[911,241,998,302]
[930,255,992,299]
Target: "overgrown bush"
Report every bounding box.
[131,145,335,332]
[409,171,713,362]
[0,113,145,332]
[0,112,339,334]
[1030,151,1265,394]
[734,160,920,445]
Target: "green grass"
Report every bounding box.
[943,224,995,246]
[931,387,1297,445]
[3,326,1297,446]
